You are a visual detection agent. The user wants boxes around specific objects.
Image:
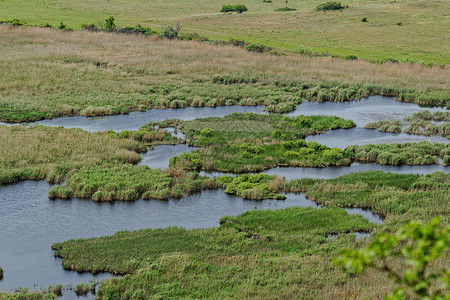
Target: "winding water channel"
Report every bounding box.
[0,96,448,298]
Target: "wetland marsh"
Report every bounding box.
[0,17,448,299]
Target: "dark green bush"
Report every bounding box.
[229,38,248,47]
[39,22,53,28]
[118,24,155,36]
[0,19,26,27]
[380,57,399,64]
[316,2,348,11]
[57,21,70,31]
[179,32,209,41]
[104,16,116,31]
[361,17,368,22]
[245,43,272,53]
[345,55,358,60]
[82,23,99,31]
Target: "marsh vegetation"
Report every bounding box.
[365,110,449,139]
[52,171,449,299]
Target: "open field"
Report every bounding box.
[0,26,449,122]
[52,171,449,299]
[1,0,449,64]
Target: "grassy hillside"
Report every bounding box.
[0,26,448,122]
[1,0,449,63]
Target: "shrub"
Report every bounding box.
[82,23,99,31]
[75,283,90,296]
[316,1,348,11]
[229,38,248,47]
[104,16,116,30]
[262,0,272,2]
[335,217,449,300]
[275,7,297,12]
[0,19,26,27]
[245,43,271,53]
[361,17,368,22]
[221,4,248,13]
[267,49,286,56]
[0,267,3,279]
[160,23,181,39]
[179,32,208,41]
[118,24,155,36]
[345,55,358,60]
[380,57,399,64]
[58,21,70,31]
[39,22,53,28]
[200,128,214,137]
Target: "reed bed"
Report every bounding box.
[344,142,449,166]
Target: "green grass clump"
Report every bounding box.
[0,288,57,299]
[167,113,354,172]
[344,142,449,165]
[75,283,90,296]
[216,173,286,200]
[316,2,348,12]
[49,165,205,202]
[364,119,402,133]
[403,111,450,139]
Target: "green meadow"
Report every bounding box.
[1,0,449,64]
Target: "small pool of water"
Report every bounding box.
[140,145,200,169]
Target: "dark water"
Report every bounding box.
[0,180,382,296]
[140,145,200,169]
[200,163,449,180]
[1,96,446,135]
[35,106,267,132]
[305,127,448,149]
[262,163,449,180]
[288,95,447,127]
[0,181,318,294]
